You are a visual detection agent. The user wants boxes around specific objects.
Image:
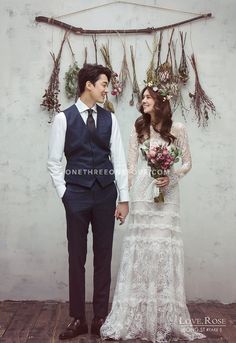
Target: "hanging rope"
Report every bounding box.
[54,1,203,19]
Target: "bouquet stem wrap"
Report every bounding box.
[151,168,165,203]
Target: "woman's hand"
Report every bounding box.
[155,176,170,187]
[115,202,129,225]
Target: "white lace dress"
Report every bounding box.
[101,122,206,342]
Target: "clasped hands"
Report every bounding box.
[115,202,129,225]
[114,177,169,225]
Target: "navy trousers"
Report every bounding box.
[62,181,117,320]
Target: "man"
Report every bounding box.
[48,64,129,340]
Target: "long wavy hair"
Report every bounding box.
[135,86,176,144]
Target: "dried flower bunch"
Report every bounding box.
[65,61,80,99]
[178,32,189,84]
[100,43,123,97]
[189,54,216,126]
[129,45,141,105]
[41,31,68,122]
[65,39,80,100]
[119,42,131,97]
[41,51,61,120]
[110,72,123,96]
[100,43,121,112]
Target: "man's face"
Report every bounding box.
[88,74,109,103]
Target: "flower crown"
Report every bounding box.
[145,80,178,102]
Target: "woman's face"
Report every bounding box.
[141,89,155,115]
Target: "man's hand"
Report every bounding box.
[114,202,129,225]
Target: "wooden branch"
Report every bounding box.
[35,13,212,35]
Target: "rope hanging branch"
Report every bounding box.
[35,13,212,35]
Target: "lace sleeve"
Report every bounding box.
[169,123,192,186]
[127,126,139,189]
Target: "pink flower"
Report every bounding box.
[162,148,168,155]
[111,90,117,96]
[163,163,169,169]
[149,150,156,158]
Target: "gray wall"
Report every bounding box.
[0,0,235,303]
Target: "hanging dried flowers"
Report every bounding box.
[84,47,88,66]
[100,43,116,112]
[65,39,80,100]
[156,29,175,84]
[100,42,121,112]
[178,32,189,84]
[100,43,122,97]
[146,34,158,84]
[75,47,88,100]
[92,34,98,64]
[41,31,68,122]
[118,42,131,97]
[65,62,80,100]
[157,61,172,83]
[189,54,216,127]
[171,41,189,118]
[156,30,163,73]
[103,95,115,113]
[129,45,141,105]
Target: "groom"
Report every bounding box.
[48,64,129,340]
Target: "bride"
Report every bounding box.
[100,85,206,342]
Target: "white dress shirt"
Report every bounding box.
[48,98,129,202]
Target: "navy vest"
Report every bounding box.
[63,104,115,188]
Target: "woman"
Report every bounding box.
[100,86,206,342]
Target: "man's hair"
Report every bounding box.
[78,64,112,95]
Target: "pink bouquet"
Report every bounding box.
[141,141,181,202]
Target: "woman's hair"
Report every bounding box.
[135,86,176,144]
[78,63,111,94]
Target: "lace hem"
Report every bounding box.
[101,301,206,342]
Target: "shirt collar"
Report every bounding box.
[76,98,97,113]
